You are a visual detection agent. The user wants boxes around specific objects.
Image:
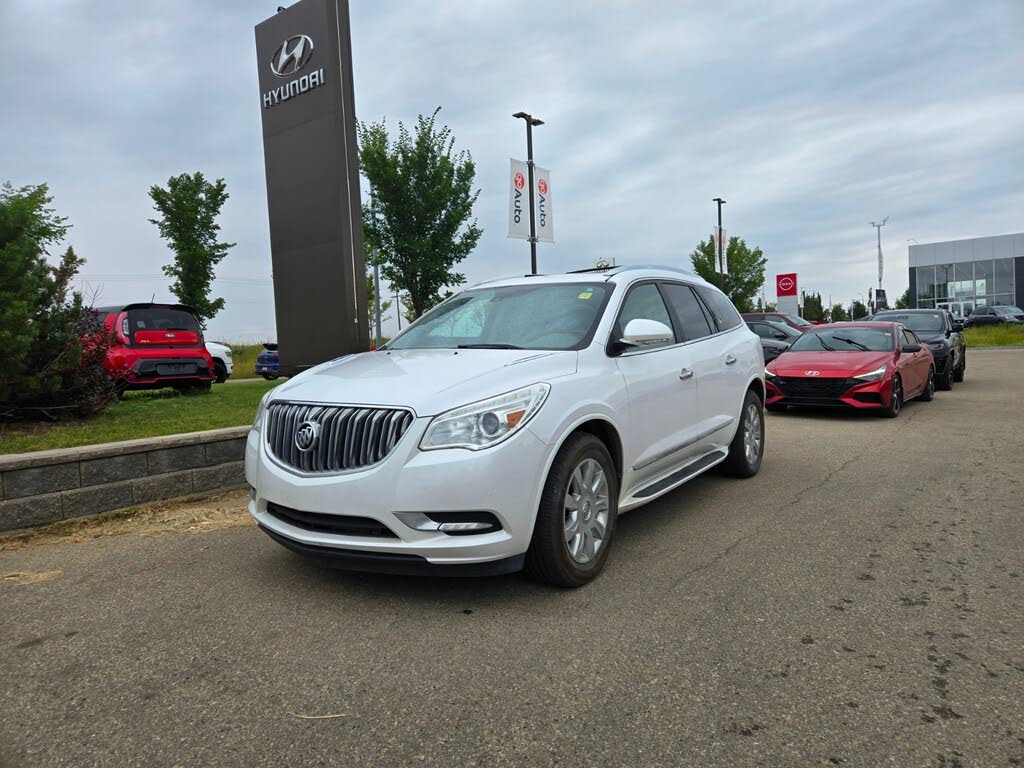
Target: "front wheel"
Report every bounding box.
[262,372,280,381]
[721,390,765,478]
[882,374,903,418]
[525,433,618,588]
[937,358,954,391]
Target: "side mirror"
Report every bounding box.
[901,343,922,354]
[620,318,674,348]
[774,332,788,340]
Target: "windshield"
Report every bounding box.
[994,306,1023,315]
[788,327,896,353]
[387,283,613,351]
[783,314,813,327]
[873,312,944,333]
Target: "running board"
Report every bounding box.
[629,449,729,502]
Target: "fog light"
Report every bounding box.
[438,521,493,533]
[394,511,502,535]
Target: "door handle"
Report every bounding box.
[679,368,694,380]
[724,355,737,366]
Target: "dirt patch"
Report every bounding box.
[0,489,253,552]
[1,569,63,586]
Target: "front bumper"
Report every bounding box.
[765,375,893,410]
[246,417,551,571]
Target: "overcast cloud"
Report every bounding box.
[2,0,1021,340]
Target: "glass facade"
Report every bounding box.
[916,258,1016,311]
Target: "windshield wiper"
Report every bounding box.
[831,336,869,351]
[456,343,524,350]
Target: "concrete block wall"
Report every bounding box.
[0,426,251,532]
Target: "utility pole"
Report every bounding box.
[372,257,382,348]
[394,286,401,331]
[513,111,544,274]
[712,197,726,288]
[870,217,888,293]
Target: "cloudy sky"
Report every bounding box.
[2,0,1022,340]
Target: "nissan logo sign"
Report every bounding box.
[294,420,321,452]
[779,277,795,292]
[270,34,314,78]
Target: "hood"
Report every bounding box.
[269,348,578,416]
[912,330,947,343]
[769,350,893,377]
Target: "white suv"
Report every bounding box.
[246,266,765,586]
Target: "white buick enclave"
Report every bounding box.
[246,266,765,586]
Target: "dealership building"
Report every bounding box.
[907,232,1024,316]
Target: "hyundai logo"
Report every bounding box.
[805,370,821,376]
[295,420,321,452]
[270,34,314,78]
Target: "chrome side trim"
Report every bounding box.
[631,417,735,472]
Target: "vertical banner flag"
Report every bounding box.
[713,226,728,273]
[507,159,530,240]
[534,167,554,243]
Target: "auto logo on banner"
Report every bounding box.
[508,159,530,240]
[776,273,798,297]
[534,167,554,243]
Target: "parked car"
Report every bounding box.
[867,309,965,388]
[745,319,801,364]
[255,343,281,380]
[965,305,1024,327]
[95,303,215,392]
[205,342,234,383]
[764,322,935,418]
[246,266,766,586]
[741,312,815,333]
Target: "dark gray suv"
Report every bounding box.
[868,309,966,389]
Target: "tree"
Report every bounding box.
[894,288,911,309]
[0,183,112,419]
[688,236,766,313]
[149,172,235,325]
[828,303,848,323]
[802,292,825,322]
[359,108,482,319]
[850,299,869,319]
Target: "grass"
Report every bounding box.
[962,324,1024,347]
[0,380,282,455]
[224,342,265,380]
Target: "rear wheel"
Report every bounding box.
[882,374,903,418]
[721,390,765,478]
[214,360,227,384]
[937,357,954,390]
[525,433,618,588]
[917,367,935,402]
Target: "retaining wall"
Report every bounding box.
[0,426,250,532]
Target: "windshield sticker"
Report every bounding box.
[577,291,593,300]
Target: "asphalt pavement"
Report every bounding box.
[2,348,1022,768]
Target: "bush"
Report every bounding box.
[0,183,114,421]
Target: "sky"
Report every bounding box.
[2,0,1022,341]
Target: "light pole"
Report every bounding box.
[712,198,726,283]
[513,111,544,274]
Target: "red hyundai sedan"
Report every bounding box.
[764,322,935,418]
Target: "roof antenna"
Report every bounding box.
[151,292,156,303]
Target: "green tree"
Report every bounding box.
[688,236,766,313]
[802,292,825,322]
[894,288,911,309]
[148,172,235,325]
[359,108,482,319]
[850,299,869,319]
[827,303,848,322]
[0,183,111,419]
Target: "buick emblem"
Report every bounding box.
[270,34,314,78]
[805,370,820,376]
[294,420,321,452]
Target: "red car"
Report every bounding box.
[764,322,935,418]
[741,312,815,333]
[96,303,216,392]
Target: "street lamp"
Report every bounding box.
[513,111,544,274]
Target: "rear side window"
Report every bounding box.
[749,323,772,338]
[660,282,714,341]
[696,287,742,331]
[615,283,676,348]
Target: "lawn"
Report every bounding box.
[0,380,282,455]
[224,342,265,380]
[963,324,1024,347]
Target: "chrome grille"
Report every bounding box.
[265,403,414,473]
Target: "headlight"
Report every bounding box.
[253,392,272,431]
[420,383,550,451]
[853,365,887,382]
[764,369,776,378]
[928,342,945,351]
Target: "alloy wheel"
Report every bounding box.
[563,458,610,565]
[892,377,902,414]
[743,402,762,465]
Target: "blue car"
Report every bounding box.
[255,343,281,380]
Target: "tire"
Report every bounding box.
[937,358,953,391]
[953,348,966,382]
[214,361,227,384]
[765,403,787,413]
[882,374,903,418]
[721,390,765,478]
[916,367,935,402]
[525,433,619,588]
[262,373,280,381]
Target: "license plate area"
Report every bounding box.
[157,363,198,376]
